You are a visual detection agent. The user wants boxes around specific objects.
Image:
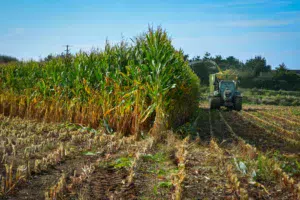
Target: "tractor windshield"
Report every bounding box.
[219,81,235,94]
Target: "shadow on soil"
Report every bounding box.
[187,106,300,154]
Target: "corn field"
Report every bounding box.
[0,27,200,136]
[0,27,299,200]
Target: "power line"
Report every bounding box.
[62,45,72,66]
[63,45,72,57]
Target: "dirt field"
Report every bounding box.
[0,104,299,199]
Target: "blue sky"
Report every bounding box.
[1,0,299,69]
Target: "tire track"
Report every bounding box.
[220,110,300,199]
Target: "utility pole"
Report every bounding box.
[63,45,71,57]
[63,45,72,66]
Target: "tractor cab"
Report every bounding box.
[209,70,242,110]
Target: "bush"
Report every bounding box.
[241,88,300,106]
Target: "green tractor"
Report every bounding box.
[209,71,242,111]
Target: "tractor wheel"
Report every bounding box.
[234,97,242,111]
[210,97,220,110]
[209,98,214,109]
[214,97,221,109]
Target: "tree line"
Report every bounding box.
[0,55,18,63]
[187,52,300,91]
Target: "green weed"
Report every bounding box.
[113,157,133,169]
[142,152,166,163]
[255,155,276,182]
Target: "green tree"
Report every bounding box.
[44,54,54,62]
[225,56,243,70]
[191,55,201,62]
[244,56,271,76]
[183,54,189,61]
[275,63,288,74]
[0,55,18,63]
[214,55,223,65]
[203,52,211,60]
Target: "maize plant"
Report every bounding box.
[273,164,300,198]
[67,164,96,193]
[127,137,154,184]
[172,136,188,200]
[225,164,249,200]
[237,140,257,160]
[45,173,66,200]
[0,163,26,196]
[0,27,200,136]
